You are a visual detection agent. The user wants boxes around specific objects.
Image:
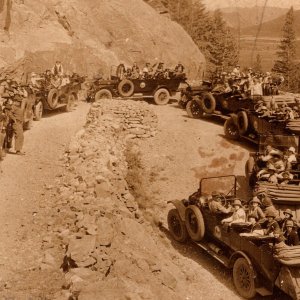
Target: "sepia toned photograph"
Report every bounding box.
[0,0,300,299]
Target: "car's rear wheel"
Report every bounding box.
[153,88,170,105]
[233,258,256,299]
[118,79,134,97]
[95,89,113,101]
[167,209,188,243]
[224,117,240,140]
[186,100,203,118]
[185,205,205,241]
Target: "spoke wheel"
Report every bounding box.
[233,258,256,299]
[224,118,240,140]
[186,100,203,118]
[167,209,188,243]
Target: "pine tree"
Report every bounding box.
[272,6,296,89]
[253,54,262,73]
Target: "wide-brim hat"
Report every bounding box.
[283,208,293,217]
[286,220,294,227]
[233,199,242,207]
[288,146,296,154]
[250,197,261,205]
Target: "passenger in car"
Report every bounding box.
[221,199,246,225]
[207,191,232,214]
[247,214,262,232]
[284,220,299,246]
[281,209,297,232]
[261,195,280,219]
[264,211,284,242]
[248,197,265,221]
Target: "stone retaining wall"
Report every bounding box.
[43,100,182,299]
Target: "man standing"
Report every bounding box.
[7,95,25,155]
[51,61,64,77]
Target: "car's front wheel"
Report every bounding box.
[167,209,188,243]
[186,100,203,119]
[185,205,205,241]
[224,117,240,140]
[233,257,256,299]
[153,88,170,105]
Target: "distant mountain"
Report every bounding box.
[220,6,288,29]
[241,9,300,38]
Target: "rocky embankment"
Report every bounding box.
[40,99,181,299]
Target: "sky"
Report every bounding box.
[202,0,300,10]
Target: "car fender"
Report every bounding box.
[229,251,257,278]
[229,113,238,126]
[167,200,186,221]
[154,85,170,94]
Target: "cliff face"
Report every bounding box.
[0,0,205,81]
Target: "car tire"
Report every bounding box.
[47,88,59,109]
[185,205,205,242]
[186,100,203,119]
[224,117,240,140]
[167,209,188,243]
[34,101,43,121]
[201,92,216,114]
[153,88,170,105]
[233,257,256,299]
[237,111,249,135]
[118,79,134,97]
[95,89,113,101]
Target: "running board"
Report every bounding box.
[195,241,230,268]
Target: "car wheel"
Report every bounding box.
[34,101,43,121]
[185,205,205,241]
[237,111,249,135]
[186,100,203,119]
[224,117,240,140]
[95,89,113,101]
[47,88,59,109]
[153,88,170,105]
[233,258,256,299]
[167,209,188,243]
[201,92,216,114]
[118,79,134,97]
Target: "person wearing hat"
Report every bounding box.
[279,171,293,185]
[284,220,299,246]
[208,191,232,214]
[248,196,265,221]
[221,199,246,225]
[51,60,64,77]
[281,209,297,232]
[247,214,262,232]
[232,64,241,77]
[251,77,263,98]
[6,95,25,155]
[261,195,280,219]
[264,210,284,242]
[284,146,297,171]
[268,150,285,174]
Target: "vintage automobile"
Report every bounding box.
[87,64,186,105]
[30,72,84,119]
[178,80,212,108]
[223,106,300,144]
[168,175,300,299]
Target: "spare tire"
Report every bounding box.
[237,111,249,135]
[95,89,113,101]
[153,88,170,105]
[118,79,134,97]
[201,92,216,114]
[47,88,59,109]
[185,205,205,241]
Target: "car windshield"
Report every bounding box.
[259,135,299,153]
[200,175,236,197]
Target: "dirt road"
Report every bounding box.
[0,102,90,298]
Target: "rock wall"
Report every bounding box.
[0,0,205,81]
[42,100,178,299]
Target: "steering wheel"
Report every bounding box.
[214,193,227,207]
